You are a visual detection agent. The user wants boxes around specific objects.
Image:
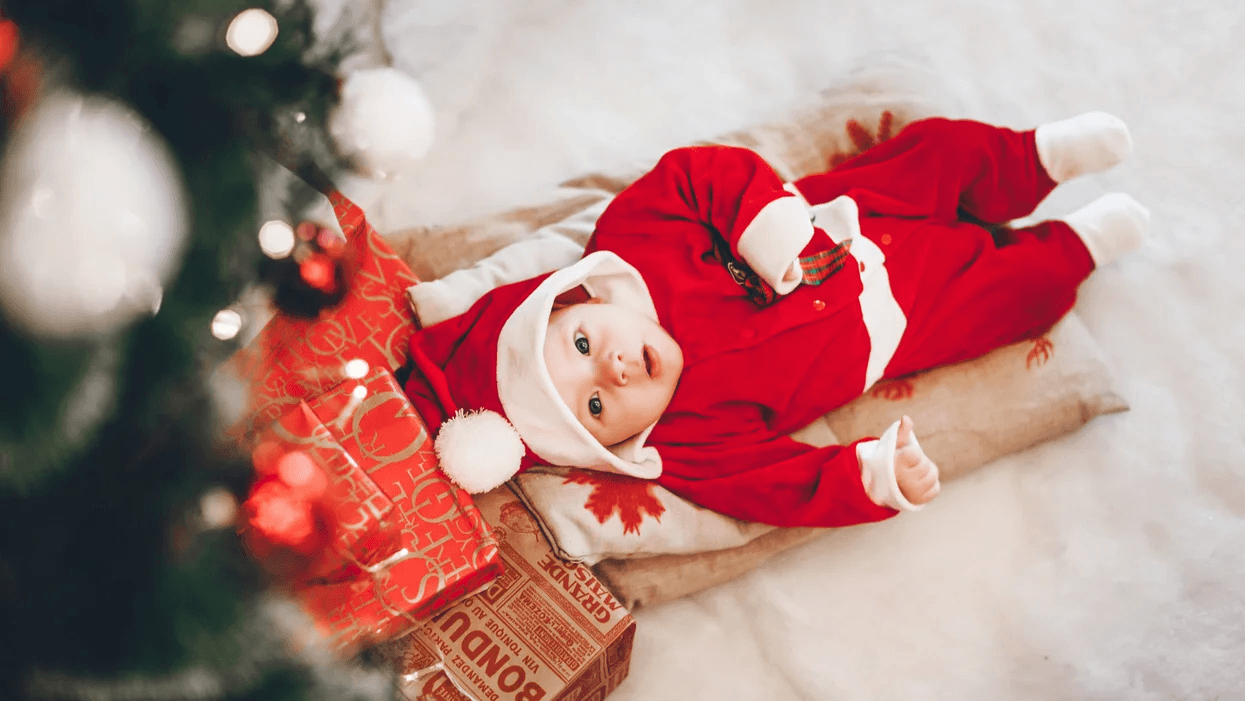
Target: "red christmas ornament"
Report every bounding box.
[0,17,41,127]
[299,252,337,293]
[266,222,353,318]
[0,20,18,72]
[241,448,340,581]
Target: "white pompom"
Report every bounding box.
[329,67,435,179]
[434,409,525,494]
[0,92,187,338]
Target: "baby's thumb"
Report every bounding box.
[896,415,913,448]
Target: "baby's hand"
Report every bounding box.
[894,416,940,506]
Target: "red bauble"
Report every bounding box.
[0,18,41,127]
[0,20,18,71]
[241,449,340,582]
[265,223,354,318]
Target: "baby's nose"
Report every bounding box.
[601,352,628,386]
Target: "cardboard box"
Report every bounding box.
[379,487,636,701]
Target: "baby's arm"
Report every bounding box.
[655,424,935,528]
[859,415,940,509]
[590,146,815,297]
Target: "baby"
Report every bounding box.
[403,112,1147,528]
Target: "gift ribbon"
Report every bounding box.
[398,661,482,701]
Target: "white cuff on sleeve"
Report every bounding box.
[735,196,814,296]
[406,233,585,327]
[855,420,922,512]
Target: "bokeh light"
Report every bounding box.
[199,487,238,530]
[258,219,296,258]
[225,8,278,57]
[344,358,369,379]
[211,309,243,340]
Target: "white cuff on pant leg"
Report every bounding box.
[1034,111,1132,183]
[1063,193,1150,267]
[856,420,922,513]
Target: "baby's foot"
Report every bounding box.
[1063,193,1150,267]
[1035,111,1133,182]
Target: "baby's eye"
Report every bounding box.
[588,394,603,417]
[574,331,590,355]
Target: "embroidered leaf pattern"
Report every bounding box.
[1026,335,1055,369]
[870,378,915,401]
[563,469,666,535]
[829,110,896,168]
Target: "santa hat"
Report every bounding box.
[404,251,664,493]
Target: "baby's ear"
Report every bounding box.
[552,284,595,310]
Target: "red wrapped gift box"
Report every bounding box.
[291,367,504,651]
[224,188,503,651]
[225,190,420,440]
[255,401,399,575]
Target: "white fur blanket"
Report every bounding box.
[311,1,1245,698]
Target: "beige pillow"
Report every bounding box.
[593,525,826,611]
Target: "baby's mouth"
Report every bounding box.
[642,345,657,378]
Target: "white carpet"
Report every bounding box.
[317,0,1245,698]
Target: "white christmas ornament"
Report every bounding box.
[0,93,188,338]
[329,67,435,179]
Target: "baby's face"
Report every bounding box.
[543,299,683,448]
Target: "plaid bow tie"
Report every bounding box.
[717,238,852,307]
[799,239,852,286]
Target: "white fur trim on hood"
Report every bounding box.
[496,251,664,479]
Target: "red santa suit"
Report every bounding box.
[402,116,1126,531]
[580,117,1097,527]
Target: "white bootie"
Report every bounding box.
[1063,193,1150,267]
[1035,111,1133,182]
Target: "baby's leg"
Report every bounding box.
[883,193,1147,377]
[794,113,1131,225]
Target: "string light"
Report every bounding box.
[258,220,295,258]
[343,358,369,379]
[211,309,243,340]
[199,487,238,529]
[225,8,278,57]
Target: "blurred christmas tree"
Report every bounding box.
[0,1,398,698]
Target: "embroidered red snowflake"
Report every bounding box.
[870,378,915,401]
[562,469,666,535]
[1026,335,1055,369]
[829,110,896,168]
